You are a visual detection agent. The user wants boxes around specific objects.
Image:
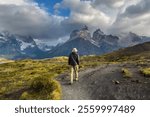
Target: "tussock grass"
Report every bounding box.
[140,68,150,77]
[122,68,133,78]
[0,58,68,100]
[20,76,61,100]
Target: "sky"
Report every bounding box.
[0,0,150,45]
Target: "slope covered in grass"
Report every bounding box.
[103,42,150,62]
[0,57,68,100]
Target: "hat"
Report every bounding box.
[72,48,78,53]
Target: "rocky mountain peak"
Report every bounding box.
[128,32,138,37]
[94,29,104,35]
[81,25,88,30]
[92,28,105,42]
[0,31,11,37]
[127,32,142,42]
[70,25,91,41]
[0,31,14,41]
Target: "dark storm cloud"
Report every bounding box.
[92,0,125,8]
[122,0,150,17]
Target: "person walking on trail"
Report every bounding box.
[68,48,80,84]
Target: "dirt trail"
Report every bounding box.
[57,66,105,100]
[57,64,150,100]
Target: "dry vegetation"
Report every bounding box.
[0,57,68,100]
[140,68,150,77]
[121,68,132,78]
[0,58,14,63]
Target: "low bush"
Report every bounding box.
[140,68,150,77]
[122,68,132,78]
[20,76,61,100]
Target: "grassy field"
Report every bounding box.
[0,57,69,100]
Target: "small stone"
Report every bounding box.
[136,80,142,83]
[115,80,120,84]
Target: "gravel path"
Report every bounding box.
[57,66,104,100]
[57,63,150,100]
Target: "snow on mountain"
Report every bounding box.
[34,39,54,51]
[0,32,48,59]
[18,40,35,51]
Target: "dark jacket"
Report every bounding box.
[68,52,79,66]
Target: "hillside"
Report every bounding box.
[0,42,150,100]
[103,41,150,61]
[0,57,68,100]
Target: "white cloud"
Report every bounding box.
[109,0,150,36]
[0,0,36,6]
[53,3,61,15]
[0,0,26,5]
[0,0,150,45]
[93,0,125,8]
[59,0,111,32]
[0,0,67,40]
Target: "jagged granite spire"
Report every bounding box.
[92,28,105,42]
[82,25,88,30]
[70,25,91,41]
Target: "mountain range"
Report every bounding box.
[0,31,48,59]
[48,26,150,57]
[0,26,150,59]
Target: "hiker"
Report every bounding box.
[68,48,80,84]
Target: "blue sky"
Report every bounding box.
[35,0,70,16]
